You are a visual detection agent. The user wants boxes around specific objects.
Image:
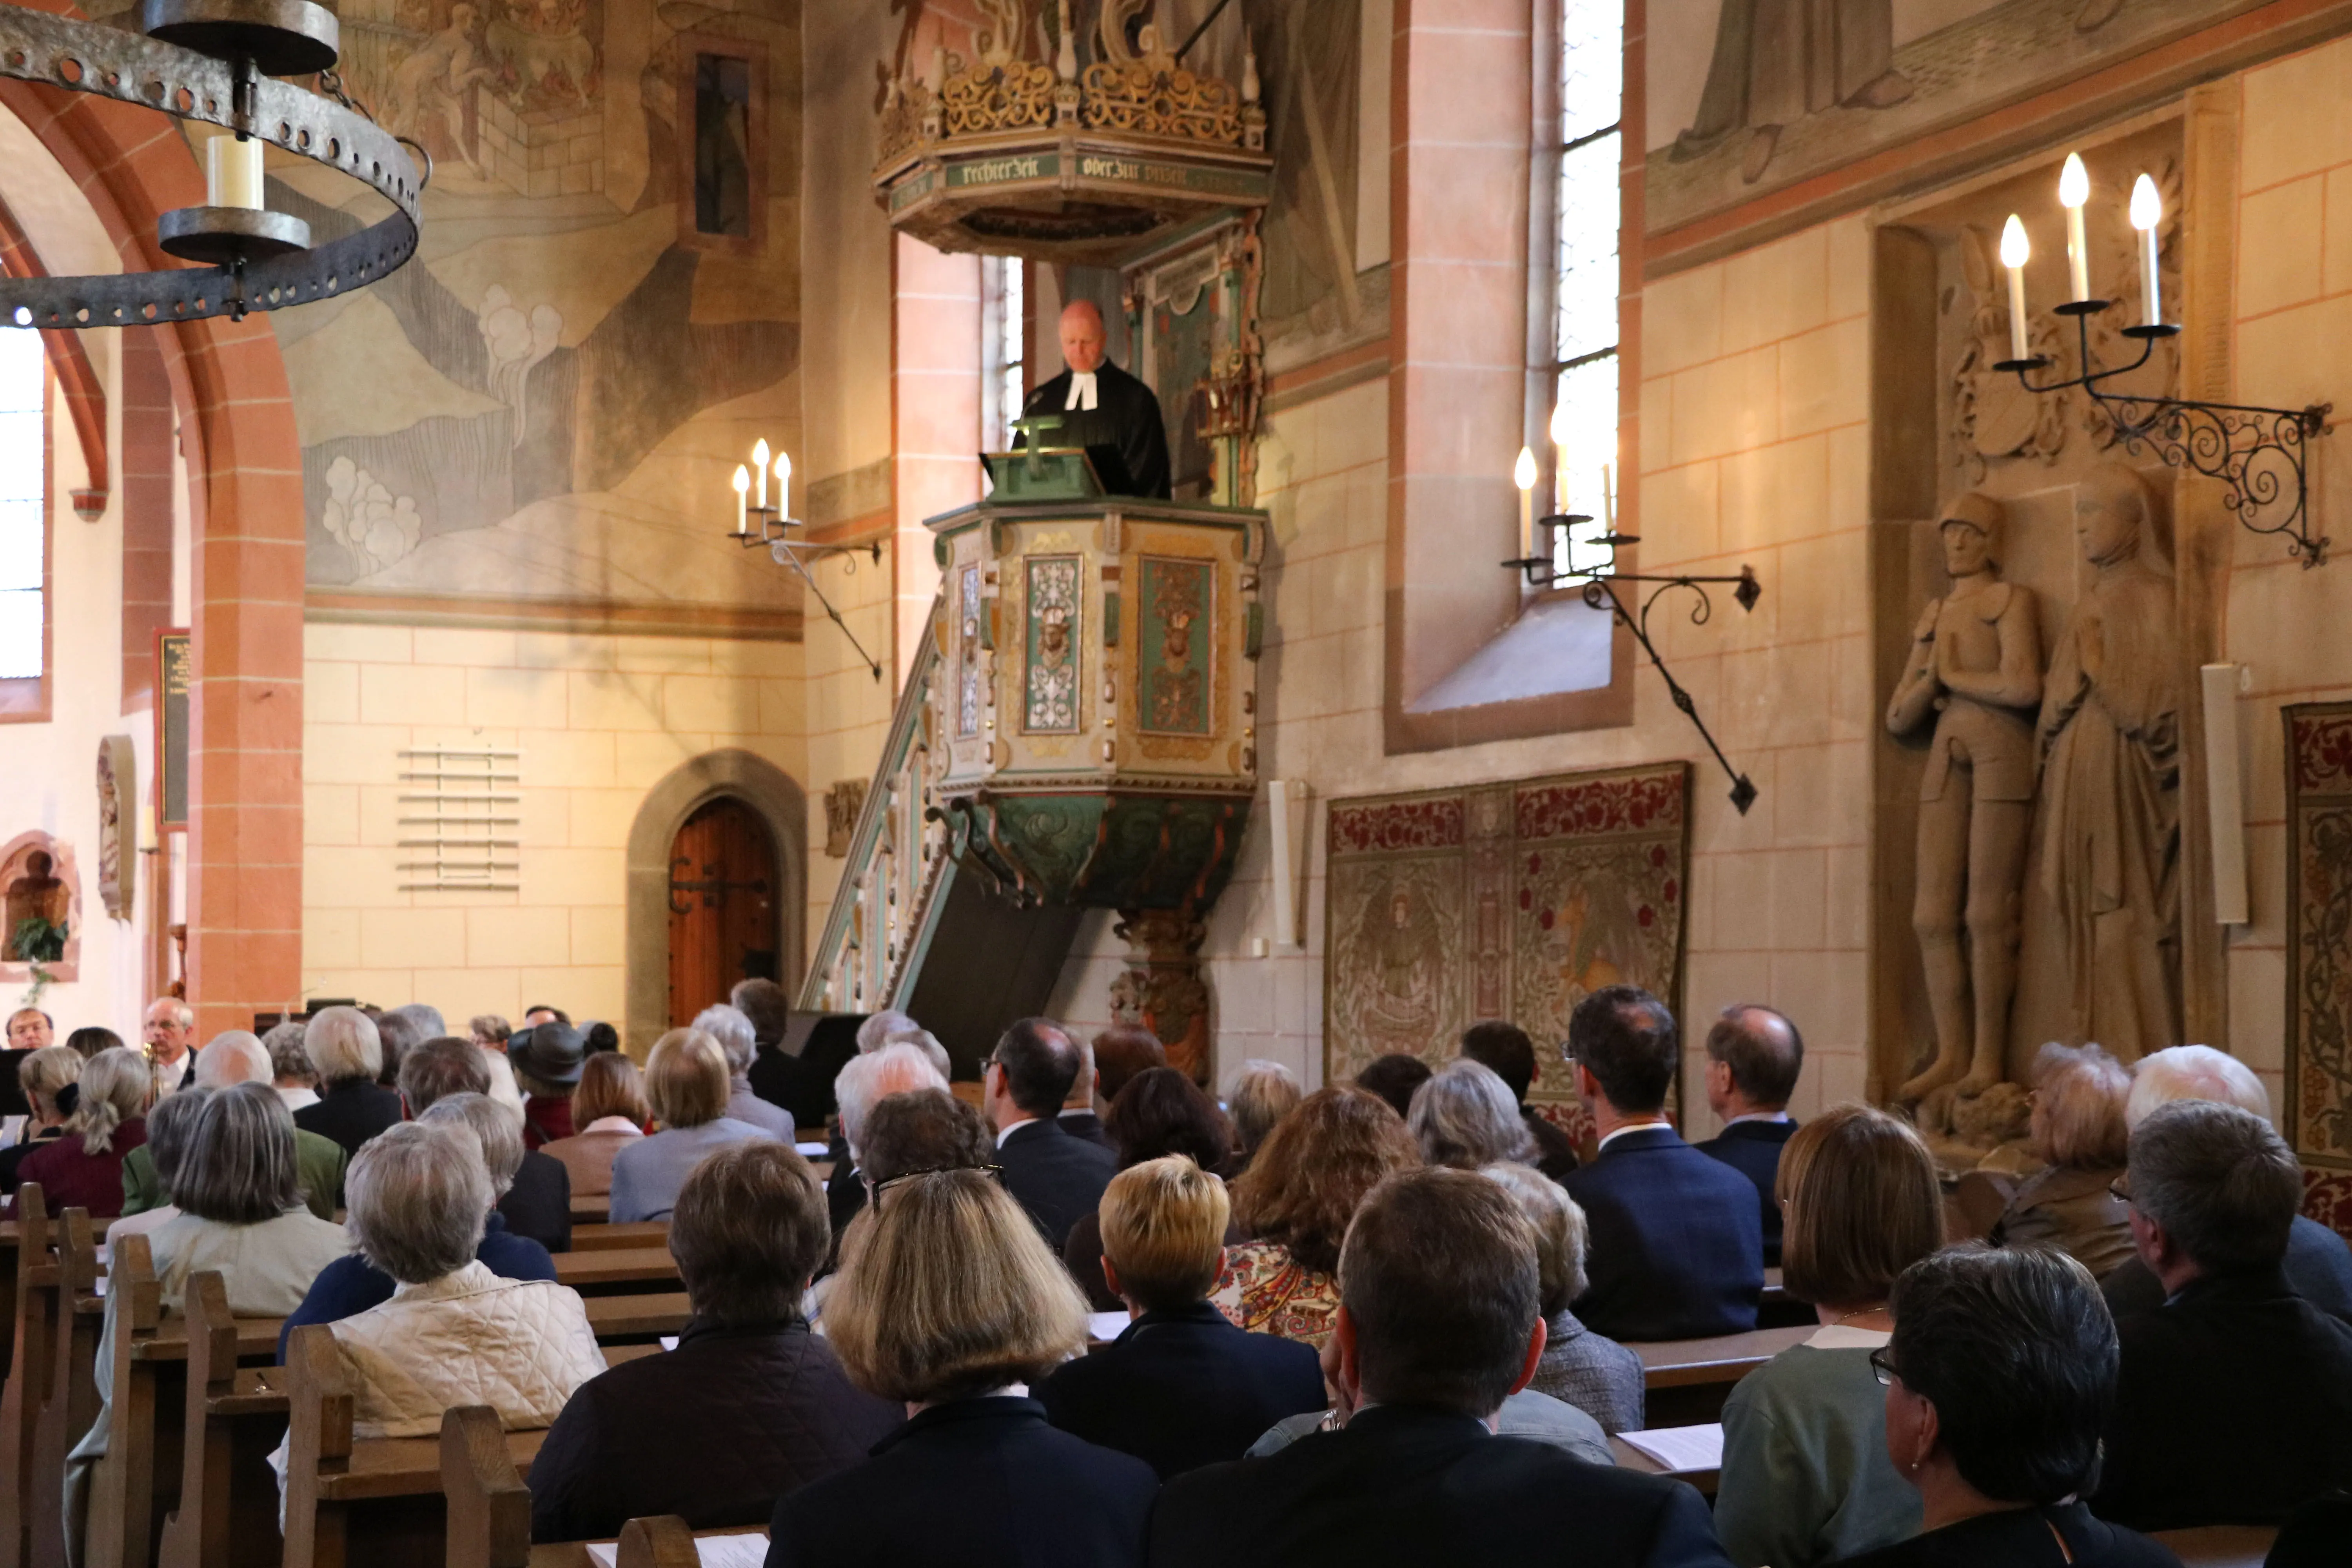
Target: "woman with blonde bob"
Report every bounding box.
[0,1044,84,1193]
[1714,1104,1944,1568]
[771,1168,1159,1566]
[538,1051,653,1198]
[1989,1042,2135,1278]
[9,1046,151,1218]
[608,1029,776,1222]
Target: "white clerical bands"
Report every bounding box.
[1065,371,1100,412]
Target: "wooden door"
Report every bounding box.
[666,798,779,1026]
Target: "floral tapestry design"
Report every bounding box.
[1138,555,1212,734]
[1325,763,1690,1105]
[1023,555,1082,733]
[2287,703,2352,1169]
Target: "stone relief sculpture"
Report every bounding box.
[1887,493,2042,1103]
[2025,462,2184,1063]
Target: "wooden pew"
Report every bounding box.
[550,1251,679,1298]
[86,1248,288,1568]
[158,1275,293,1568]
[522,1517,767,1568]
[0,1188,58,1568]
[441,1407,529,1568]
[2149,1526,2278,1568]
[578,1295,690,1343]
[563,1225,667,1256]
[29,1211,106,1568]
[566,1197,609,1227]
[1628,1324,1813,1427]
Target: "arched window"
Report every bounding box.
[0,324,46,704]
[1548,0,1622,573]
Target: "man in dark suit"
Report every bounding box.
[1147,1167,1733,1568]
[1559,986,1762,1342]
[1018,300,1172,499]
[1041,1156,1324,1477]
[1459,1020,1579,1181]
[2094,1101,2352,1531]
[985,1017,1117,1248]
[1693,1004,1803,1266]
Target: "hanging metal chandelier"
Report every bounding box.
[0,0,423,328]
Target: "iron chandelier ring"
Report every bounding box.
[0,6,423,328]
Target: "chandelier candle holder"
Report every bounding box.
[0,0,424,326]
[1995,152,2332,565]
[1504,450,1766,815]
[724,439,886,682]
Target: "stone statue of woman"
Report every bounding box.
[1887,493,2043,1101]
[2032,462,2183,1063]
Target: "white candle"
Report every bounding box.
[2000,215,2031,362]
[752,439,769,510]
[2131,174,2163,328]
[207,133,263,210]
[1514,446,1538,561]
[732,464,750,534]
[775,450,793,521]
[2059,153,2091,302]
[1548,399,1573,514]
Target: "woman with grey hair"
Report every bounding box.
[278,1093,559,1352]
[109,1087,215,1240]
[9,1046,151,1218]
[1989,1042,2135,1279]
[312,1122,602,1439]
[1480,1162,1644,1434]
[1406,1058,1535,1169]
[0,1044,83,1193]
[692,1003,797,1141]
[262,1020,318,1112]
[66,1085,352,1552]
[292,1006,403,1158]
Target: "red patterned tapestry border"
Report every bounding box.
[1327,797,1465,855]
[1516,772,1687,840]
[2285,702,2352,1169]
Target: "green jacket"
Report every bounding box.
[120,1127,348,1223]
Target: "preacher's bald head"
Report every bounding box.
[1059,299,1107,373]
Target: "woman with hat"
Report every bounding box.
[509,1019,585,1150]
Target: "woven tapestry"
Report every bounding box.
[1323,762,1692,1112]
[2287,703,2352,1170]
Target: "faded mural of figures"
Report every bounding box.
[2029,463,2183,1065]
[1671,0,1912,184]
[386,2,499,178]
[1886,493,2041,1103]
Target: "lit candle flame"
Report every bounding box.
[1513,446,1538,492]
[2130,174,2161,232]
[752,438,769,469]
[731,465,750,496]
[2058,152,2089,209]
[1548,400,1572,446]
[2000,214,2030,268]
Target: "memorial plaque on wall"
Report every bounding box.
[156,630,190,831]
[1323,762,1691,1118]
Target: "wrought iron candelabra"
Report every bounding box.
[1995,299,2332,565]
[1506,525,1764,815]
[726,441,886,682]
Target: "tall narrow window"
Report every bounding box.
[981,256,1026,451]
[1552,0,1622,575]
[0,327,45,687]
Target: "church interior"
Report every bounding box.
[3,0,2352,1563]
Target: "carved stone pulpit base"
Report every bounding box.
[1111,909,1211,1085]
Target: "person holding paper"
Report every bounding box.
[1715,1107,1941,1568]
[1149,1168,1733,1568]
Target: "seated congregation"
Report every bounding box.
[3,982,2350,1568]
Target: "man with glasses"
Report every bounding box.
[983,1016,1117,1248]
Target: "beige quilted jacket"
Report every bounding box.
[327,1261,606,1438]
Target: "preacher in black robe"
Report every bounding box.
[1021,358,1173,500]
